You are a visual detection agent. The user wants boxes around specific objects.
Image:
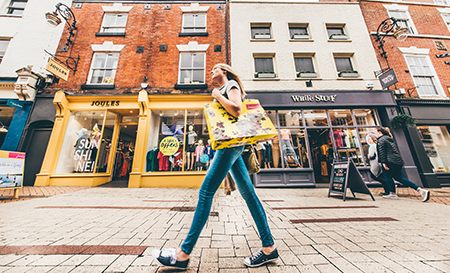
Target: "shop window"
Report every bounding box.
[269,128,309,169]
[87,53,119,84]
[100,13,128,33]
[55,111,110,174]
[146,109,210,172]
[304,109,328,126]
[0,106,15,147]
[353,109,378,126]
[6,0,27,15]
[333,128,363,166]
[95,111,117,173]
[278,110,303,127]
[418,126,450,173]
[178,53,205,84]
[182,13,207,33]
[329,109,353,126]
[357,128,377,167]
[0,40,10,64]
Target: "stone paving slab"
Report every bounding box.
[0,186,450,272]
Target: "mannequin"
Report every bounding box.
[204,139,215,169]
[255,142,265,167]
[263,140,272,168]
[185,125,197,171]
[272,134,280,168]
[280,128,300,167]
[195,139,205,171]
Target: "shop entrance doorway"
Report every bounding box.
[308,128,333,186]
[112,115,138,184]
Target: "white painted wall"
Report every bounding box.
[0,0,72,79]
[230,1,382,91]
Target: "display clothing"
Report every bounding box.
[280,129,290,140]
[195,145,205,162]
[263,141,272,165]
[281,139,300,166]
[272,134,280,168]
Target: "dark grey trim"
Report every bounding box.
[95,32,126,37]
[178,32,208,37]
[81,84,115,90]
[174,84,208,90]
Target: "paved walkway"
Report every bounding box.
[1,186,450,272]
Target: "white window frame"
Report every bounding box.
[177,53,206,84]
[101,13,128,33]
[250,23,273,40]
[0,40,10,63]
[6,0,27,15]
[100,3,132,33]
[87,41,125,85]
[435,0,450,5]
[384,4,417,35]
[400,47,446,98]
[180,3,209,33]
[176,42,209,85]
[438,8,450,33]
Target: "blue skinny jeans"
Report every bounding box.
[181,145,274,255]
[383,163,419,193]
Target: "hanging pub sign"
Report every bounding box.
[378,69,398,89]
[46,58,69,81]
[328,158,375,201]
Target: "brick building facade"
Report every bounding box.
[361,0,450,188]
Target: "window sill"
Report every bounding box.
[95,32,126,37]
[336,77,362,80]
[328,39,352,42]
[179,32,208,37]
[174,83,208,89]
[250,39,275,42]
[253,78,280,81]
[289,39,314,42]
[295,77,321,80]
[81,84,115,89]
[0,14,22,18]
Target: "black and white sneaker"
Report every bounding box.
[244,248,278,267]
[152,248,189,269]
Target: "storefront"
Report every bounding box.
[35,90,214,188]
[398,99,450,188]
[246,90,422,187]
[0,97,32,152]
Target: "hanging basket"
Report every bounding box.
[391,114,417,129]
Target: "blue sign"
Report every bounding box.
[200,154,209,163]
[6,99,24,109]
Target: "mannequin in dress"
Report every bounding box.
[185,125,197,171]
[195,139,205,171]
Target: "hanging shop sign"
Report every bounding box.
[6,99,24,109]
[0,150,25,190]
[291,94,337,103]
[46,58,69,81]
[378,69,398,89]
[159,136,180,156]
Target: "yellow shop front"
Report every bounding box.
[35,90,214,188]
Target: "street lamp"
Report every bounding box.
[45,3,77,53]
[375,17,408,70]
[44,3,79,74]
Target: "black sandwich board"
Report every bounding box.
[328,158,375,201]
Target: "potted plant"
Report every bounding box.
[297,71,317,78]
[255,71,276,78]
[338,70,358,78]
[254,32,271,39]
[292,33,309,39]
[391,114,417,129]
[329,33,347,40]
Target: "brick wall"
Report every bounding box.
[361,1,450,98]
[49,2,227,94]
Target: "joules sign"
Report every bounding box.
[90,100,120,106]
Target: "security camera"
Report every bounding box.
[365,81,374,90]
[141,83,148,89]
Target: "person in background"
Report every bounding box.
[367,135,389,196]
[376,127,430,202]
[152,64,278,269]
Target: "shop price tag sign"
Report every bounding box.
[328,159,375,201]
[0,150,25,191]
[160,137,179,156]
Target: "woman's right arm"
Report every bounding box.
[212,87,242,118]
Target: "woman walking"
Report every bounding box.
[376,127,430,202]
[152,64,278,268]
[367,135,389,196]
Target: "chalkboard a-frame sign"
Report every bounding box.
[328,158,375,201]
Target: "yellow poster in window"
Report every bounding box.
[159,137,180,156]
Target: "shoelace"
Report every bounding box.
[160,248,177,265]
[250,250,264,262]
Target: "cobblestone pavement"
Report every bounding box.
[1,186,450,272]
